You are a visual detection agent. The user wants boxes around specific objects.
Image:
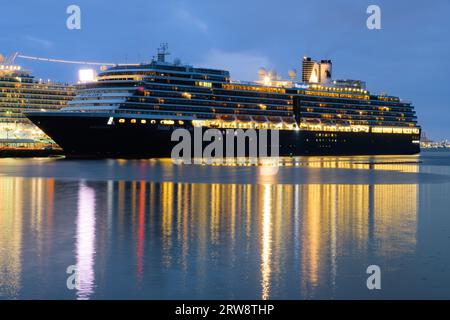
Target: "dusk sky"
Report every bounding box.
[1,0,449,139]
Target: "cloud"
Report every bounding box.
[174,8,208,33]
[197,49,272,81]
[25,35,53,48]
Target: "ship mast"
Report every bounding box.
[156,43,170,63]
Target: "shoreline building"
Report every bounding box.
[0,56,75,149]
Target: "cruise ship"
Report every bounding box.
[0,55,75,149]
[25,46,420,158]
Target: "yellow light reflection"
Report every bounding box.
[261,184,273,300]
[0,177,23,298]
[162,182,174,267]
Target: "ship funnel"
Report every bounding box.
[301,56,332,84]
[319,60,332,84]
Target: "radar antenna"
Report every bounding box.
[157,43,170,63]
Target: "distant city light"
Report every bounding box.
[78,69,96,83]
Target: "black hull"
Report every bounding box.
[26,113,420,158]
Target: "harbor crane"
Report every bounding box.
[2,44,170,67]
[0,52,119,69]
[16,54,116,66]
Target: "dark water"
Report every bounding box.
[1,151,450,299]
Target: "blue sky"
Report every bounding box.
[1,0,449,139]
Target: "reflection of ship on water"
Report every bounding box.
[0,177,23,298]
[299,183,418,297]
[104,171,419,299]
[0,162,418,299]
[0,177,57,298]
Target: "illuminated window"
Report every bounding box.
[222,83,285,94]
[118,118,125,123]
[131,119,137,124]
[141,119,147,124]
[196,81,212,88]
[182,92,192,99]
[178,120,184,125]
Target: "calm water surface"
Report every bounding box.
[1,150,450,299]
